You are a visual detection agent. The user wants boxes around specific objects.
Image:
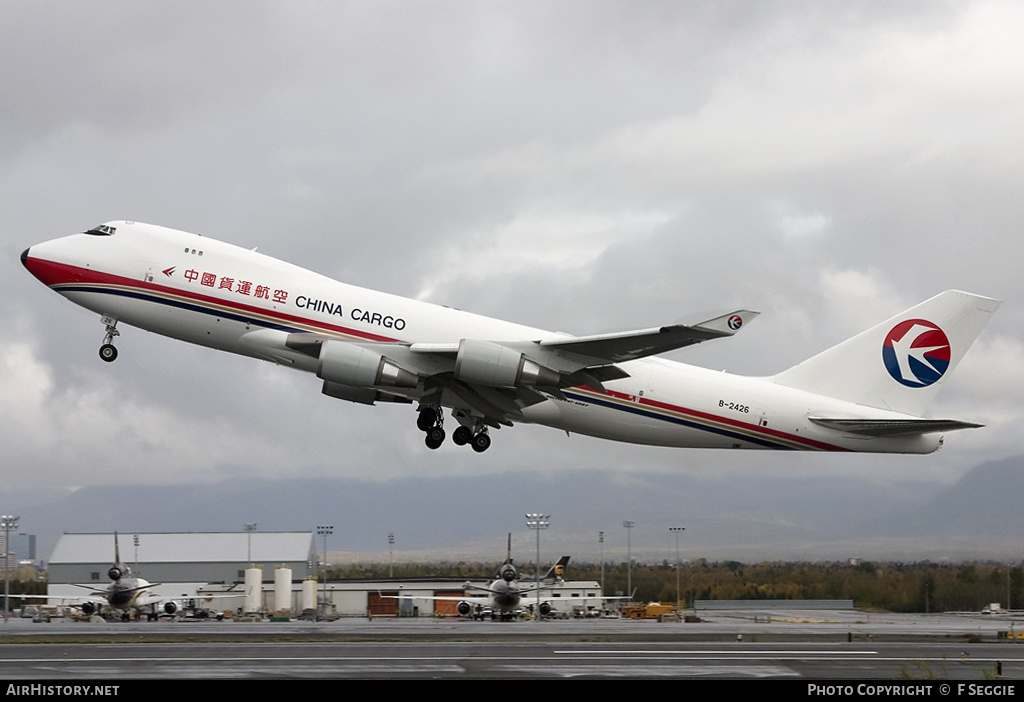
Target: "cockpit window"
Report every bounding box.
[84,224,116,236]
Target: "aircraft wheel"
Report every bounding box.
[99,344,118,362]
[425,426,445,449]
[471,432,491,453]
[416,408,436,432]
[452,426,472,446]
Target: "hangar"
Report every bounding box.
[47,532,316,612]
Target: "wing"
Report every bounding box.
[17,594,105,603]
[536,310,760,363]
[287,309,758,429]
[133,593,166,608]
[379,588,480,603]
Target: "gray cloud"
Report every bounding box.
[4,1,1022,501]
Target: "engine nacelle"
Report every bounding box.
[454,339,560,388]
[539,601,552,616]
[321,381,377,405]
[163,601,179,615]
[108,566,124,581]
[321,381,414,406]
[81,602,98,616]
[317,341,418,390]
[457,601,472,616]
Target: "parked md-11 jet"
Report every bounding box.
[22,221,999,454]
[28,533,182,621]
[386,534,594,620]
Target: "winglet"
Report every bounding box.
[690,310,760,337]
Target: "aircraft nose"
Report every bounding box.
[21,247,30,269]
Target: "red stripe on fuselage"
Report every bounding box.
[575,386,847,451]
[26,256,401,343]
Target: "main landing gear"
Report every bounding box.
[452,425,491,453]
[418,406,445,450]
[416,407,492,452]
[99,316,120,363]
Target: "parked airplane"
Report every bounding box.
[388,535,598,620]
[36,533,187,621]
[460,534,536,620]
[21,221,999,453]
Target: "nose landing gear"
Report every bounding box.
[99,316,120,363]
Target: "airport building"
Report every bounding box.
[47,532,316,613]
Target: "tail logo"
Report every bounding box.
[728,315,743,331]
[882,319,951,388]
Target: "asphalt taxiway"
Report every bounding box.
[3,609,1024,679]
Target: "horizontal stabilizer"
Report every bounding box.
[808,416,983,437]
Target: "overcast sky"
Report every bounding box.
[3,1,1023,507]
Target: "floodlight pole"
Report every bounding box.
[244,523,257,566]
[598,531,604,596]
[525,514,549,623]
[670,527,685,617]
[316,525,333,621]
[1,515,19,623]
[623,520,635,601]
[388,533,395,579]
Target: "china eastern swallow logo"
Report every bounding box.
[728,315,743,331]
[882,319,951,388]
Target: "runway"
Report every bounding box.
[3,609,1024,679]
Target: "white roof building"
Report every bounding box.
[49,531,317,585]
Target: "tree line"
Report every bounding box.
[327,559,1024,612]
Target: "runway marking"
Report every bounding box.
[555,649,879,655]
[498,665,798,678]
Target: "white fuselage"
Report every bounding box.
[23,221,945,453]
[106,577,152,611]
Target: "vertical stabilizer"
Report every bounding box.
[773,290,999,416]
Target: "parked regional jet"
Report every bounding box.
[21,221,999,453]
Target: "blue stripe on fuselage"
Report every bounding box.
[562,390,795,450]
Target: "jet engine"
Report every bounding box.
[457,601,472,616]
[81,602,98,616]
[163,601,180,615]
[454,339,560,388]
[107,566,123,581]
[539,601,552,616]
[317,341,418,390]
